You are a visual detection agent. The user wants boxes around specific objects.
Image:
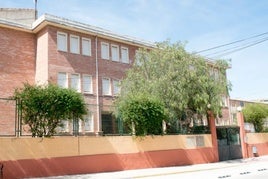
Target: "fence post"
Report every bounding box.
[15,99,21,137]
[73,117,79,136]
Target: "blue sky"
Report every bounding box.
[1,0,268,100]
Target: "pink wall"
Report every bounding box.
[0,135,217,179]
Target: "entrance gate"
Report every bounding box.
[216,126,242,161]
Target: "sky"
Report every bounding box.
[1,0,268,101]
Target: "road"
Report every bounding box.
[31,156,268,179]
[141,159,268,179]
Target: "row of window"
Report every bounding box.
[57,32,92,56]
[59,114,94,133]
[57,32,130,63]
[101,42,130,63]
[57,72,120,96]
[58,72,93,93]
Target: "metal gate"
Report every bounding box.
[216,126,242,161]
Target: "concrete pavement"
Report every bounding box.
[31,155,268,179]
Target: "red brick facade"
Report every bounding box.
[0,12,232,135]
[0,27,35,97]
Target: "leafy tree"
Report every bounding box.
[116,93,166,136]
[242,103,268,132]
[116,41,230,133]
[13,83,87,137]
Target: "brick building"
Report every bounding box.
[0,8,231,136]
[0,8,155,136]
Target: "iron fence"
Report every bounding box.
[0,98,210,137]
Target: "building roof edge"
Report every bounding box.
[0,18,31,30]
[32,14,156,48]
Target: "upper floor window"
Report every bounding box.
[111,44,119,62]
[71,74,80,92]
[57,32,67,52]
[57,72,68,88]
[113,80,120,95]
[83,75,93,93]
[70,35,80,54]
[102,78,111,95]
[101,42,109,60]
[121,47,129,63]
[221,96,228,107]
[82,38,91,56]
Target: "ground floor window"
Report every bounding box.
[101,112,130,135]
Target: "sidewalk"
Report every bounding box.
[33,155,268,179]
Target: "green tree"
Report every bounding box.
[116,93,166,136]
[14,83,87,137]
[243,103,268,132]
[116,41,230,133]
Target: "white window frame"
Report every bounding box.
[84,113,94,132]
[82,74,93,94]
[111,44,119,62]
[113,79,120,96]
[102,78,111,95]
[82,37,91,56]
[57,32,67,52]
[221,96,228,107]
[70,73,81,92]
[79,119,83,133]
[121,47,129,63]
[70,34,80,54]
[101,42,109,60]
[57,72,68,88]
[59,120,70,133]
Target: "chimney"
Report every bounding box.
[0,8,36,27]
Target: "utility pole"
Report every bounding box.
[34,0,38,20]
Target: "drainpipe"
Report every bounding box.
[95,36,100,135]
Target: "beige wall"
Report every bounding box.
[246,133,268,144]
[35,29,49,85]
[0,135,212,161]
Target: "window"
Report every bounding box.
[101,42,109,60]
[70,35,80,54]
[121,47,129,63]
[84,113,94,132]
[59,120,70,133]
[82,37,91,56]
[111,45,119,61]
[102,78,111,95]
[113,80,120,95]
[83,75,92,93]
[57,72,68,88]
[134,50,146,66]
[57,32,67,52]
[71,74,80,92]
[221,96,228,107]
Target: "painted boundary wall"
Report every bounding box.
[0,135,217,179]
[246,133,268,158]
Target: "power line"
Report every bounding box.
[204,36,268,58]
[194,31,268,54]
